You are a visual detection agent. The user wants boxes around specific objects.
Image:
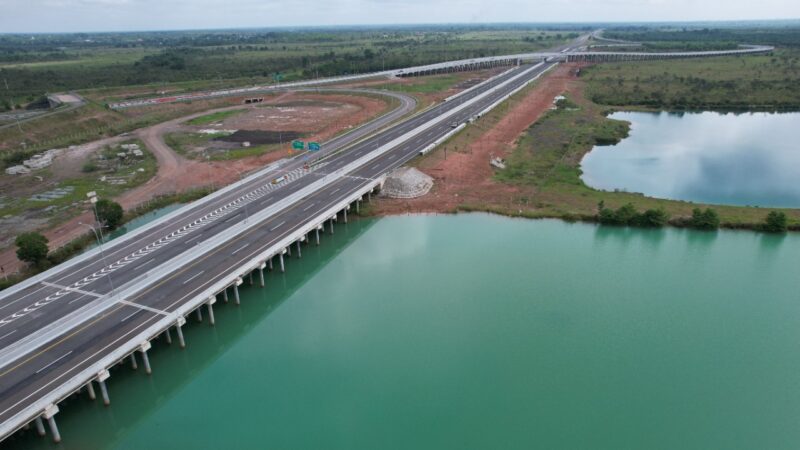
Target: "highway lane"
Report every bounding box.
[0,89,417,348]
[0,67,530,351]
[0,61,557,431]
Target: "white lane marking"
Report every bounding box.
[40,282,102,299]
[302,203,315,212]
[35,351,73,375]
[0,178,382,419]
[67,295,91,306]
[117,300,169,316]
[133,258,156,269]
[0,330,16,341]
[184,234,203,244]
[182,271,205,285]
[388,154,397,159]
[270,221,286,232]
[120,310,139,323]
[329,188,340,195]
[371,163,380,169]
[232,243,249,255]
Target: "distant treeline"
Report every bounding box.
[604,27,800,48]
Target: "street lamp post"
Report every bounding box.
[79,222,115,296]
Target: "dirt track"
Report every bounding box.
[0,91,389,275]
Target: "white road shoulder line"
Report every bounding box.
[182,271,205,285]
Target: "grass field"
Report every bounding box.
[487,89,800,229]
[582,50,800,110]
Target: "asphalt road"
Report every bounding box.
[0,53,561,439]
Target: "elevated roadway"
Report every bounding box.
[0,56,559,443]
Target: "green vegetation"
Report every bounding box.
[688,208,721,230]
[15,232,49,267]
[186,109,246,126]
[0,26,576,106]
[603,26,800,49]
[764,211,789,232]
[597,201,669,227]
[472,87,800,231]
[95,199,124,229]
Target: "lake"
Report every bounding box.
[581,111,800,207]
[7,214,800,450]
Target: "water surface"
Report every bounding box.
[581,111,800,207]
[8,214,800,450]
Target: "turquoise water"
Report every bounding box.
[8,214,800,450]
[581,111,800,207]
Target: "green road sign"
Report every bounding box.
[308,142,321,151]
[291,140,305,150]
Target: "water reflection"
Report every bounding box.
[581,112,800,208]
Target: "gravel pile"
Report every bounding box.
[381,167,434,199]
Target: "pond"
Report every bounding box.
[581,111,800,208]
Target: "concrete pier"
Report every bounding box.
[330,218,335,234]
[195,307,203,322]
[139,342,152,375]
[207,298,216,326]
[34,416,45,437]
[97,370,111,406]
[279,252,285,273]
[176,317,187,349]
[258,264,265,287]
[268,257,274,271]
[129,353,138,370]
[164,328,172,345]
[86,381,96,401]
[344,207,348,224]
[43,405,60,443]
[296,240,302,258]
[316,228,320,246]
[223,287,229,303]
[249,272,254,285]
[234,279,241,305]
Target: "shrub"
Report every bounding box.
[635,208,669,227]
[95,199,124,230]
[597,203,669,227]
[763,211,788,233]
[690,208,720,230]
[15,232,49,267]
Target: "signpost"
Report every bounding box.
[291,140,305,150]
[308,142,321,152]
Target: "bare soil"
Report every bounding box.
[371,64,580,216]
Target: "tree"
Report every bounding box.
[635,208,669,227]
[763,211,788,233]
[16,232,49,267]
[95,199,124,230]
[690,208,720,230]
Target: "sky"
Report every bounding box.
[1,0,799,33]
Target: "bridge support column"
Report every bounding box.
[330,218,335,234]
[130,353,138,370]
[164,327,172,344]
[234,284,241,305]
[139,342,152,375]
[259,265,265,287]
[287,245,292,257]
[316,228,320,246]
[87,381,96,400]
[367,191,372,203]
[43,406,60,444]
[176,317,186,349]
[279,252,285,273]
[34,416,45,437]
[296,240,302,258]
[222,288,229,303]
[344,207,348,224]
[268,257,274,271]
[207,298,216,325]
[196,307,203,322]
[97,370,111,406]
[249,272,254,285]
[356,200,360,214]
